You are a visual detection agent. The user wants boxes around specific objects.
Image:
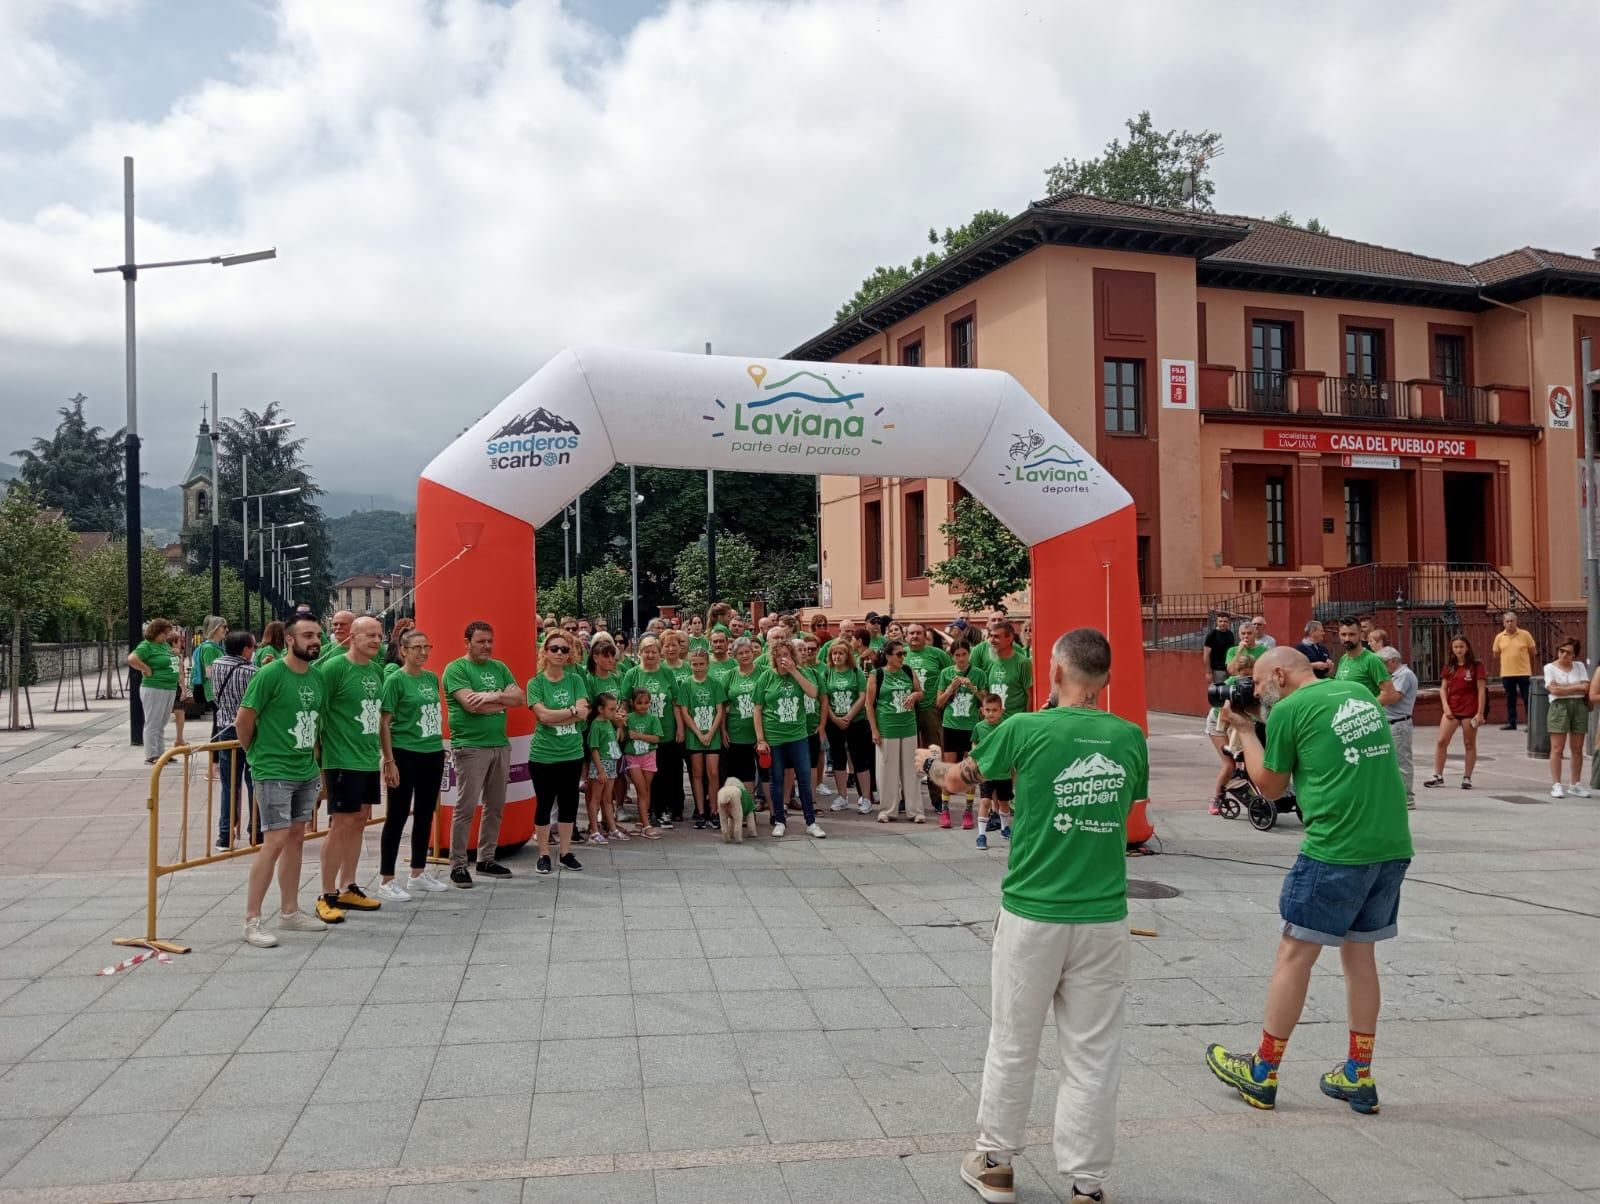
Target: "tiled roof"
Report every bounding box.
[1472,246,1600,285]
[1206,219,1480,286]
[333,574,413,589]
[1034,193,1251,232]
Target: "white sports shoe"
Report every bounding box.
[375,881,412,902]
[276,909,329,932]
[771,822,786,838]
[830,797,849,811]
[1551,783,1566,798]
[858,798,873,814]
[409,872,449,892]
[816,781,835,797]
[1568,783,1592,798]
[242,916,278,948]
[806,822,826,839]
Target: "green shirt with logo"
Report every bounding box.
[625,711,663,757]
[132,639,179,691]
[707,656,737,687]
[585,668,626,708]
[675,675,728,751]
[1334,648,1392,700]
[973,707,1148,925]
[977,648,1033,716]
[757,670,811,745]
[904,645,954,712]
[526,670,587,763]
[588,717,623,766]
[871,666,920,739]
[799,664,825,731]
[317,639,349,663]
[253,645,281,669]
[724,668,764,744]
[239,659,324,782]
[442,656,515,749]
[1263,678,1413,865]
[936,663,989,731]
[621,664,677,727]
[380,669,444,754]
[316,654,386,772]
[823,666,866,724]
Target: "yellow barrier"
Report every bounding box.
[112,740,422,955]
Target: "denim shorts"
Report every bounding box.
[1279,854,1410,946]
[256,777,319,832]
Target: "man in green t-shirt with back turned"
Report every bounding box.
[1204,645,1412,1120]
[922,627,1147,1204]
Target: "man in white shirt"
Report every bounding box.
[1251,615,1277,651]
[1376,646,1417,809]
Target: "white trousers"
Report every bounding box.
[976,911,1128,1189]
[875,735,921,816]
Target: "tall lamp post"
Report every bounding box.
[237,418,295,627]
[241,488,301,628]
[704,341,716,604]
[93,155,275,743]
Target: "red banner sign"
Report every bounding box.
[1264,429,1477,458]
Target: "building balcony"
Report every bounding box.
[1231,370,1291,414]
[1199,364,1530,429]
[1322,376,1407,420]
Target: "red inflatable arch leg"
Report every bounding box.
[1030,503,1154,845]
[416,478,539,853]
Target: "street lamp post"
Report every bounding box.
[236,418,295,631]
[629,467,641,635]
[94,155,275,742]
[241,490,301,628]
[258,516,304,623]
[575,491,584,618]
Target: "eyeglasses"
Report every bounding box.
[408,644,434,651]
[562,626,578,633]
[546,645,569,654]
[595,648,616,656]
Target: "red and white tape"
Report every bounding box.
[97,948,172,976]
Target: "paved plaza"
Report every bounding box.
[0,702,1595,1204]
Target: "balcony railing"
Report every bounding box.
[1232,370,1291,414]
[1322,376,1407,420]
[1442,383,1491,424]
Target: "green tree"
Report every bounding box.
[672,533,761,620]
[328,509,415,577]
[1272,210,1330,235]
[928,497,1030,615]
[834,209,1012,322]
[0,486,75,728]
[1044,111,1223,210]
[77,541,129,696]
[537,576,577,624]
[13,394,125,533]
[758,547,818,613]
[581,562,631,628]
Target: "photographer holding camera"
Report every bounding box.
[1202,646,1412,1117]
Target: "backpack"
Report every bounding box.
[191,640,219,688]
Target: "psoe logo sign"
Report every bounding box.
[704,365,890,459]
[1002,428,1091,495]
[485,408,582,471]
[1547,385,1575,432]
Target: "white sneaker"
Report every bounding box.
[213,841,231,854]
[1551,783,1566,799]
[806,822,826,839]
[816,781,835,797]
[375,881,412,902]
[276,909,329,932]
[771,822,786,838]
[242,916,278,948]
[1568,783,1592,798]
[409,872,449,893]
[830,797,849,812]
[858,798,873,814]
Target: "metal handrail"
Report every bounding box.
[1322,376,1408,420]
[1232,369,1291,414]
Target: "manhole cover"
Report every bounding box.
[1128,879,1182,900]
[1496,795,1550,805]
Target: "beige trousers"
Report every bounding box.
[450,745,510,868]
[875,734,921,817]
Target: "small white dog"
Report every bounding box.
[716,776,757,842]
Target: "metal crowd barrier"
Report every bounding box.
[113,740,445,956]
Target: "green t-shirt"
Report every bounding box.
[1224,644,1262,671]
[707,656,737,687]
[253,645,281,669]
[316,653,386,772]
[195,641,224,701]
[585,668,626,707]
[1263,679,1413,865]
[904,645,953,711]
[973,707,1149,925]
[799,664,825,731]
[621,664,677,727]
[625,711,663,757]
[317,639,349,663]
[980,648,1033,717]
[872,666,920,739]
[687,635,710,656]
[442,656,515,749]
[675,675,728,751]
[239,659,324,782]
[527,671,587,763]
[936,663,989,731]
[724,668,764,744]
[587,717,623,765]
[381,669,444,754]
[132,639,179,691]
[757,670,811,745]
[972,716,1004,769]
[382,659,402,679]
[822,666,866,724]
[1333,648,1392,700]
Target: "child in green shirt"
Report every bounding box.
[972,694,1012,850]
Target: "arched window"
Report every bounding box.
[195,490,209,517]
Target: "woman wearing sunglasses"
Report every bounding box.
[526,635,591,874]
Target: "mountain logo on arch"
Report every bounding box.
[484,407,582,472]
[1001,427,1090,493]
[704,364,891,461]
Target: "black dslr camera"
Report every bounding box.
[1206,677,1258,712]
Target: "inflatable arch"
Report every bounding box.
[416,347,1152,848]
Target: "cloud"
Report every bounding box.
[1,0,1597,497]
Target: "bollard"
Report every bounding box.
[1526,677,1551,759]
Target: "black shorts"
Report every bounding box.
[325,768,381,813]
[724,741,757,784]
[941,727,973,758]
[980,779,1013,803]
[807,731,821,766]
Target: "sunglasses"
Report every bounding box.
[546,645,570,654]
[595,647,616,656]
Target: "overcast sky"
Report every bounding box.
[3,0,1597,499]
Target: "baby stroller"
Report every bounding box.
[1216,751,1301,832]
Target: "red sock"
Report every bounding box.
[1349,1031,1375,1068]
[1256,1030,1288,1068]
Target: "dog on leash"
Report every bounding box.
[716,777,757,842]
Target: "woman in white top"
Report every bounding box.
[1544,639,1591,799]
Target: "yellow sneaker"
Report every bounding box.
[315,896,346,924]
[336,884,382,911]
